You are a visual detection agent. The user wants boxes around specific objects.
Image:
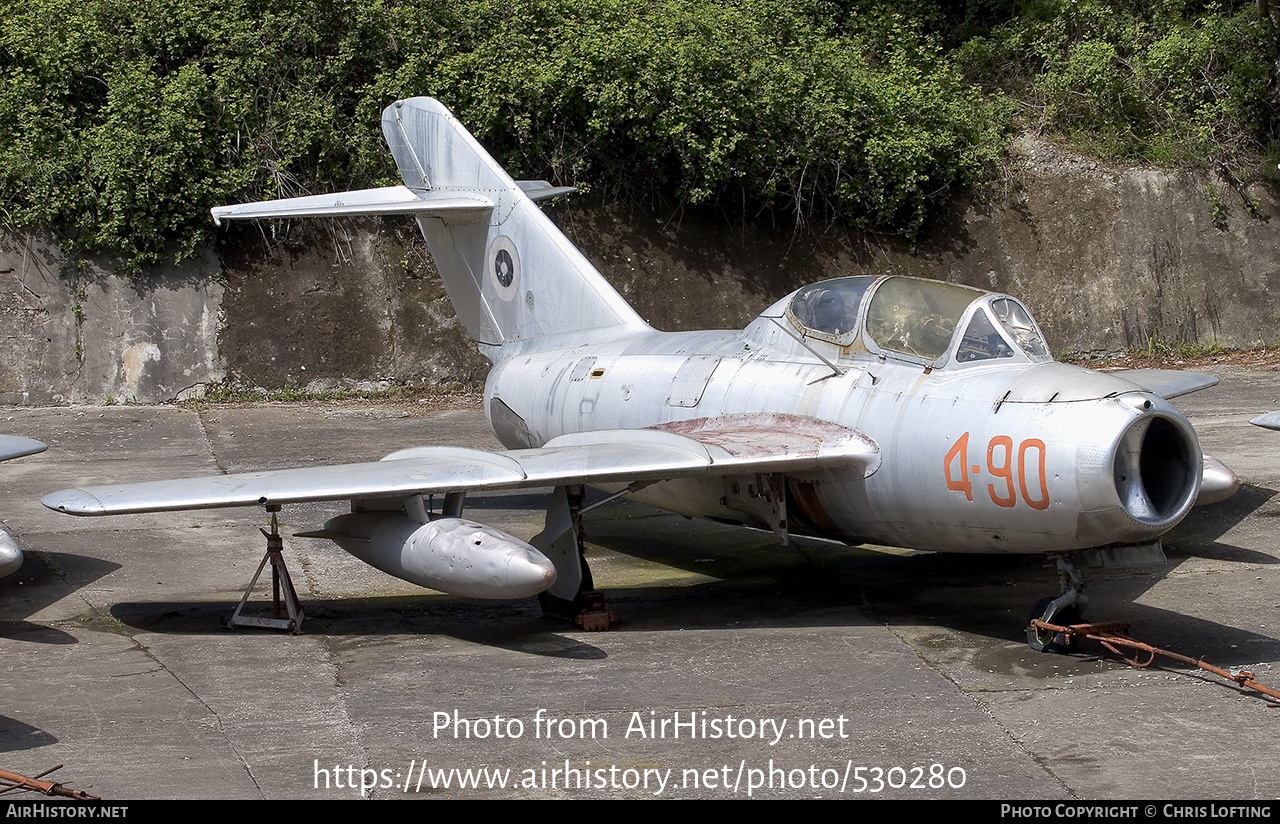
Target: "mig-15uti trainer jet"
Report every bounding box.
[43,98,1239,648]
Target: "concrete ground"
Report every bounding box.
[1,365,1278,800]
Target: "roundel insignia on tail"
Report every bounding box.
[495,249,514,287]
[486,236,520,301]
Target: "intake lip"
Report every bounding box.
[1112,412,1201,529]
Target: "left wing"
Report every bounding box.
[43,415,879,516]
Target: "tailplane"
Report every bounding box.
[212,97,648,348]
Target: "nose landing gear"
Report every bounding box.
[1027,553,1087,654]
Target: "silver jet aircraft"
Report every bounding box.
[43,98,1238,648]
[0,436,47,579]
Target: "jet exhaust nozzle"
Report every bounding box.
[312,513,556,599]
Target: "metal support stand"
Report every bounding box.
[227,507,305,634]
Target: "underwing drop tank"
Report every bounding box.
[307,513,556,599]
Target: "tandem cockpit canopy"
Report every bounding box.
[785,275,1052,368]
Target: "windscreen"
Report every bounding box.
[787,277,876,338]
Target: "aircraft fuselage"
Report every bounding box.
[486,311,1200,556]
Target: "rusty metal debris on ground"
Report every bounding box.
[1031,617,1280,704]
[0,765,100,800]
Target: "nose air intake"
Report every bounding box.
[1112,413,1199,528]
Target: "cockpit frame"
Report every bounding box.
[784,275,1052,371]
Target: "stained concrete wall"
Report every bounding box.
[0,233,225,405]
[560,137,1280,357]
[1,138,1275,404]
[923,137,1280,355]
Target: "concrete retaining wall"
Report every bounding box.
[1,138,1275,404]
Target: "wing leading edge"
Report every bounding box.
[42,414,880,517]
[1107,368,1218,399]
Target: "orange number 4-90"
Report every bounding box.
[945,433,1049,510]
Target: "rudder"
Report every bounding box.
[381,98,647,348]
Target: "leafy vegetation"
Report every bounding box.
[0,1,1275,269]
[957,0,1276,165]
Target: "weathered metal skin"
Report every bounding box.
[484,299,1204,554]
[315,513,556,599]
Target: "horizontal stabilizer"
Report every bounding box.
[1108,368,1218,399]
[210,186,493,226]
[43,415,878,516]
[516,180,576,202]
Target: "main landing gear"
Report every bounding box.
[533,485,618,631]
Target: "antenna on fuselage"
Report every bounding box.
[765,316,844,381]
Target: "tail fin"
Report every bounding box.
[212,98,648,349]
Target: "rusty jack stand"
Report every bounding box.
[227,506,304,634]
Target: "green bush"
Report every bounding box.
[1,0,1273,270]
[0,0,392,269]
[959,0,1273,163]
[0,0,1008,267]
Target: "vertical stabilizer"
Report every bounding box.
[382,98,649,348]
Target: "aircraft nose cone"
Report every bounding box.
[505,548,557,597]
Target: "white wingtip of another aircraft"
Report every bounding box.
[0,435,46,462]
[1249,411,1280,431]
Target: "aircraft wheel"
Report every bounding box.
[1026,597,1081,654]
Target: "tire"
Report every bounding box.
[1026,596,1081,654]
